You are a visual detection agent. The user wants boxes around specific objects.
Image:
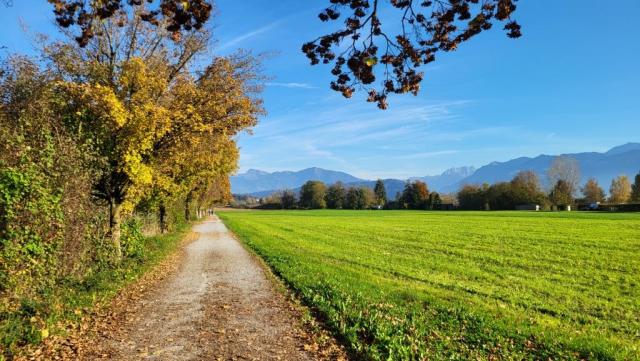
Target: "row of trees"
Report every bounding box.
[263,179,450,210]
[583,174,640,204]
[259,164,640,212]
[458,170,640,210]
[458,171,548,210]
[264,181,383,210]
[1,2,261,349]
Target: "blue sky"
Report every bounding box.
[2,1,639,179]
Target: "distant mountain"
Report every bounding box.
[446,143,640,192]
[230,167,364,194]
[232,143,640,197]
[233,166,475,197]
[410,166,476,191]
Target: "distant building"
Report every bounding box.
[438,203,455,211]
[515,204,540,211]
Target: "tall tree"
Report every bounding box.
[304,0,521,108]
[46,12,261,261]
[581,178,605,203]
[428,192,442,210]
[510,170,544,205]
[280,190,297,209]
[457,184,485,210]
[485,182,514,210]
[373,179,387,206]
[326,181,346,209]
[631,171,640,202]
[299,180,327,209]
[609,175,632,204]
[549,180,573,207]
[48,0,522,109]
[344,186,373,210]
[547,156,580,197]
[401,180,429,209]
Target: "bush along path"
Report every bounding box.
[22,216,346,360]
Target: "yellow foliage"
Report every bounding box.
[44,21,263,255]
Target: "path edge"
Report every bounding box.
[216,213,350,360]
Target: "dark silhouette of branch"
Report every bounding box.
[47,0,212,47]
[303,0,521,109]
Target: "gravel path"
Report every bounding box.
[89,216,325,360]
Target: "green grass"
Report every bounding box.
[218,210,640,360]
[1,221,191,358]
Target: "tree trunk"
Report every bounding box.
[109,199,123,262]
[159,203,167,234]
[184,193,191,222]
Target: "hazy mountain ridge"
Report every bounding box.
[231,167,363,194]
[232,143,640,197]
[448,143,640,192]
[410,166,476,191]
[233,166,479,197]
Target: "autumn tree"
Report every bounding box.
[631,171,640,202]
[48,0,213,47]
[549,180,573,207]
[45,8,261,261]
[547,156,580,197]
[326,181,346,209]
[150,53,262,224]
[304,0,521,108]
[362,186,376,208]
[299,180,327,209]
[609,175,632,204]
[401,180,429,209]
[581,178,605,203]
[48,0,522,110]
[510,170,545,205]
[373,179,387,206]
[428,192,441,210]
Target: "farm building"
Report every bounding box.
[515,204,540,211]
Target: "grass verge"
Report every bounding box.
[1,221,191,359]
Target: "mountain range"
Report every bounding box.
[231,143,640,197]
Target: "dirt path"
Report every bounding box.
[80,216,341,360]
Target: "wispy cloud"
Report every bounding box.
[267,82,317,89]
[360,150,460,161]
[250,98,472,142]
[235,96,489,177]
[217,21,279,51]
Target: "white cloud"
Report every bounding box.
[217,21,279,51]
[266,82,317,89]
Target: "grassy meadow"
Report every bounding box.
[218,210,640,360]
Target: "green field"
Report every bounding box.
[218,210,640,360]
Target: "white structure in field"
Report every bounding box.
[515,204,540,211]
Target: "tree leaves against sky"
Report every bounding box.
[47,0,213,46]
[304,0,521,108]
[45,1,522,109]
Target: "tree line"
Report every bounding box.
[258,179,451,210]
[458,157,640,210]
[1,2,261,352]
[253,157,640,211]
[260,181,382,210]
